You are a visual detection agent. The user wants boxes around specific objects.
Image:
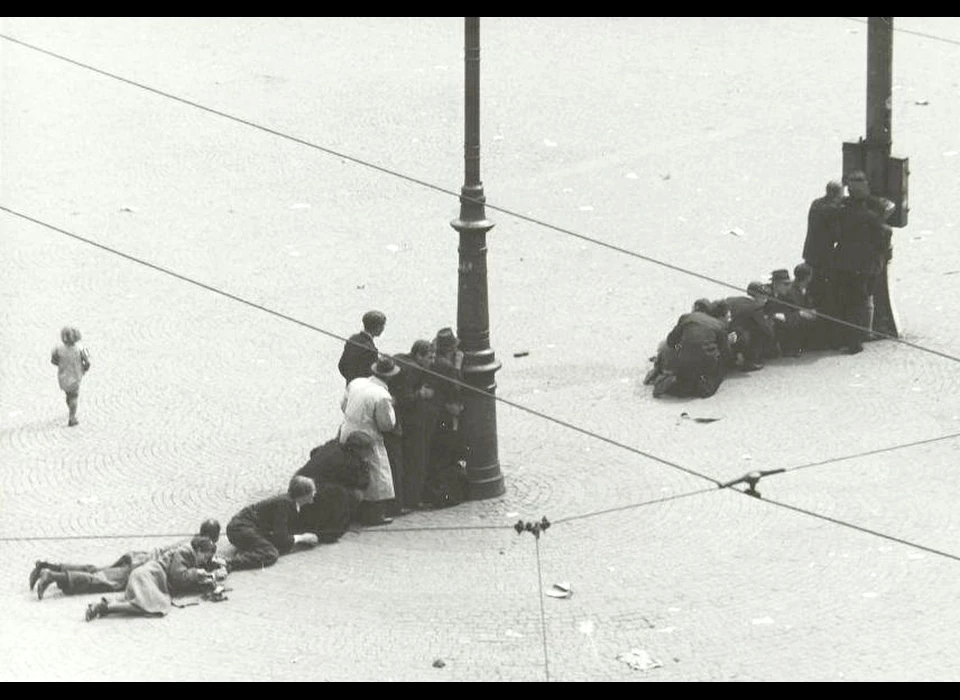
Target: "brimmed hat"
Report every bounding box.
[371,355,401,378]
[770,269,791,284]
[435,327,459,352]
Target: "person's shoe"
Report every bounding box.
[365,516,394,527]
[29,561,53,591]
[652,373,677,398]
[36,570,54,601]
[68,418,79,427]
[642,367,661,385]
[85,597,108,622]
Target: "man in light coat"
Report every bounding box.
[339,356,401,526]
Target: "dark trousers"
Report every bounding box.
[226,522,279,570]
[834,271,874,350]
[61,565,131,594]
[399,412,436,510]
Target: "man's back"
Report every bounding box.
[338,332,377,384]
[804,195,841,267]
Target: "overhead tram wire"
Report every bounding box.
[0,204,720,487]
[2,33,960,365]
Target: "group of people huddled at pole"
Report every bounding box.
[30,311,469,621]
[643,170,895,399]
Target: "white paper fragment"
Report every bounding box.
[578,620,595,635]
[385,244,400,252]
[658,627,676,633]
[505,512,519,518]
[119,206,137,213]
[288,251,301,257]
[944,151,959,157]
[727,227,745,237]
[290,203,311,210]
[493,134,504,141]
[543,139,558,147]
[505,629,523,638]
[625,172,639,180]
[908,552,924,560]
[751,617,774,625]
[742,454,753,461]
[579,205,594,212]
[617,648,663,672]
[668,607,681,612]
[862,592,879,598]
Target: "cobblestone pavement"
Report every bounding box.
[2,17,960,681]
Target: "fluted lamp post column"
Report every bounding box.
[450,16,505,500]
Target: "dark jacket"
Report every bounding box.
[338,332,378,384]
[228,495,299,554]
[666,311,731,371]
[803,195,841,268]
[834,198,888,275]
[725,296,776,339]
[296,439,370,490]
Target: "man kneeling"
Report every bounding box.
[224,476,319,571]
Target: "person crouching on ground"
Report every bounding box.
[51,326,91,427]
[654,300,734,399]
[224,476,319,571]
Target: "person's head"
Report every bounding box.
[410,339,436,368]
[692,298,712,313]
[793,263,813,285]
[60,326,81,346]
[190,535,217,566]
[288,475,316,506]
[747,281,770,304]
[708,300,731,324]
[371,355,401,380]
[362,310,386,337]
[845,170,870,200]
[825,180,843,202]
[199,518,221,543]
[434,327,459,359]
[770,269,792,297]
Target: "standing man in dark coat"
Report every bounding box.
[338,310,386,385]
[390,340,437,511]
[833,171,892,354]
[803,180,844,314]
[654,303,733,399]
[224,476,319,571]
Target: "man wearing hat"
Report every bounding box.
[338,356,401,525]
[432,328,464,430]
[338,310,386,385]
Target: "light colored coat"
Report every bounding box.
[339,376,397,501]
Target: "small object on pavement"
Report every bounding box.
[432,658,446,668]
[513,351,530,358]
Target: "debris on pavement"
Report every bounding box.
[513,351,530,358]
[680,412,721,424]
[660,173,671,180]
[616,648,663,672]
[914,99,930,106]
[543,138,558,147]
[505,629,523,638]
[432,658,446,668]
[751,616,774,625]
[385,244,400,253]
[119,206,137,213]
[726,227,745,237]
[545,582,572,599]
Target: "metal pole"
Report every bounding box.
[450,17,505,500]
[865,17,898,338]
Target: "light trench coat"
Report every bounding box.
[339,376,397,501]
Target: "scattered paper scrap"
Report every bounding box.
[751,617,774,625]
[513,351,530,358]
[668,607,681,612]
[385,244,400,253]
[660,173,671,181]
[625,172,639,180]
[432,658,446,668]
[119,206,137,213]
[680,412,721,424]
[290,203,311,210]
[545,582,573,599]
[578,620,595,635]
[914,99,930,106]
[727,227,745,237]
[578,205,594,211]
[617,648,663,672]
[944,151,959,157]
[943,270,960,276]
[862,592,879,598]
[543,139,558,147]
[505,629,523,638]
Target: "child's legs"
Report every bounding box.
[65,390,79,417]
